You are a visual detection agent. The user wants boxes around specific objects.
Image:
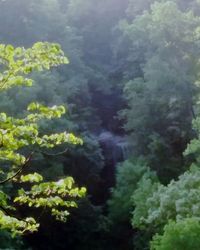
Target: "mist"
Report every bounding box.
[0,0,200,249]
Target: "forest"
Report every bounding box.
[1,0,200,249]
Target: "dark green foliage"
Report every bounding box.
[0,231,26,250]
[108,158,157,249]
[108,158,155,224]
[25,198,111,250]
[120,1,200,183]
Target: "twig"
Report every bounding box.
[0,205,27,223]
[36,148,68,157]
[0,151,34,185]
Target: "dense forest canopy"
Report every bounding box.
[1,0,200,249]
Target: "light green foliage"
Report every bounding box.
[0,42,68,90]
[132,167,200,231]
[0,102,81,166]
[0,212,38,236]
[14,177,86,222]
[132,172,160,230]
[150,218,200,250]
[0,42,85,235]
[108,158,156,223]
[184,117,200,163]
[20,173,43,183]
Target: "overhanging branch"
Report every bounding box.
[0,152,34,185]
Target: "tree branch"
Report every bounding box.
[0,205,28,223]
[36,148,68,157]
[0,152,34,185]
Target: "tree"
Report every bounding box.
[108,158,155,224]
[126,0,200,18]
[119,1,200,182]
[107,158,158,250]
[132,166,200,231]
[150,218,200,250]
[0,42,86,235]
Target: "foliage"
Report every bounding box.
[132,166,200,231]
[184,116,200,163]
[63,132,104,197]
[108,158,155,223]
[150,218,200,250]
[107,158,158,250]
[126,0,156,17]
[119,1,200,182]
[0,0,200,249]
[132,171,160,230]
[0,230,26,250]
[0,42,85,236]
[14,177,86,222]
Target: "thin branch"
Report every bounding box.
[37,206,47,221]
[0,70,13,90]
[36,148,68,157]
[0,152,34,185]
[0,205,12,216]
[0,205,28,223]
[191,105,196,119]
